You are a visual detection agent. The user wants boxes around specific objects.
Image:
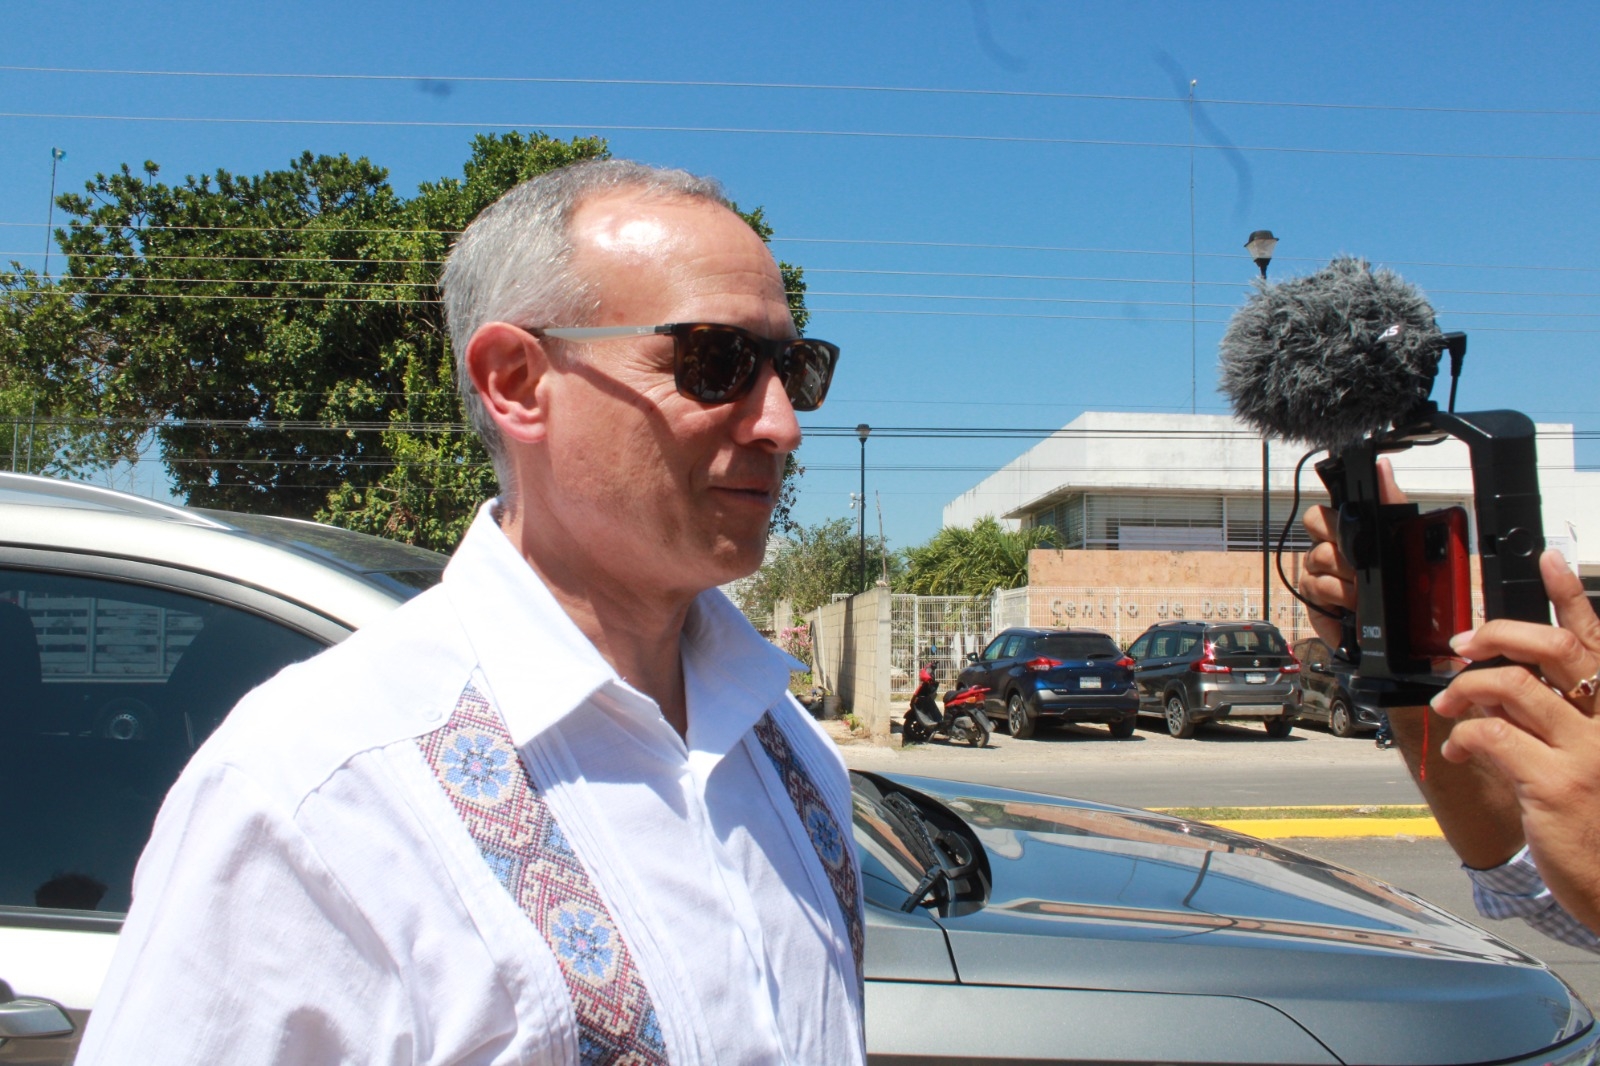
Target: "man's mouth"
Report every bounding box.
[713,484,778,505]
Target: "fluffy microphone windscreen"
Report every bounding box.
[1218,256,1444,449]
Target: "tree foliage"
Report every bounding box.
[739,518,900,622]
[4,133,810,550]
[899,516,1055,597]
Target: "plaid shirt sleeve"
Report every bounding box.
[1466,847,1600,953]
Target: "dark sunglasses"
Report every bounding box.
[528,322,839,412]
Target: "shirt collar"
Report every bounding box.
[681,581,798,759]
[442,500,798,756]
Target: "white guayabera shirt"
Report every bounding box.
[78,503,866,1066]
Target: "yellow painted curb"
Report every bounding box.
[1211,817,1443,839]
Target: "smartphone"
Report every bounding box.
[1397,506,1472,659]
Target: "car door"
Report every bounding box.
[959,632,1009,703]
[0,555,346,1064]
[1137,630,1184,707]
[1294,639,1332,720]
[1126,634,1152,707]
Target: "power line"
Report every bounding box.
[10,287,1600,332]
[5,65,1598,117]
[25,416,1594,441]
[12,255,1600,301]
[3,110,1597,163]
[7,222,1600,277]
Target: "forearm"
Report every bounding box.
[1386,706,1525,869]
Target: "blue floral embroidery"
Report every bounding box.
[480,847,520,891]
[552,905,616,980]
[805,803,845,866]
[544,818,576,859]
[638,1006,666,1053]
[443,732,511,800]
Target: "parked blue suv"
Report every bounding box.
[957,627,1137,739]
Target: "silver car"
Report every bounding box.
[4,473,1597,1065]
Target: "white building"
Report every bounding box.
[944,410,1600,585]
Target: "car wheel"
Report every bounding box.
[1108,715,1136,739]
[1265,715,1294,739]
[1008,692,1035,739]
[1329,699,1355,739]
[1164,693,1196,739]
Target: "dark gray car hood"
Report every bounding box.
[890,774,1590,1066]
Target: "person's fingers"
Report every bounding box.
[1302,538,1354,583]
[1431,664,1586,745]
[1448,619,1595,697]
[1303,504,1338,547]
[1440,713,1555,782]
[1543,549,1600,656]
[1376,457,1411,505]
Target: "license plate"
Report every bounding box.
[1080,676,1101,689]
[1245,672,1268,684]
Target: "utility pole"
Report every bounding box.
[856,424,871,594]
[43,148,63,279]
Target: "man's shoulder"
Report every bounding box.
[190,585,477,809]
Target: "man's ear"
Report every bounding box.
[464,322,552,445]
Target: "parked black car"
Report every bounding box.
[1126,620,1300,739]
[1291,636,1385,738]
[957,627,1137,739]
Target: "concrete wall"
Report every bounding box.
[1029,548,1298,589]
[807,589,894,736]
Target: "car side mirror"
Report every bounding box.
[965,652,979,663]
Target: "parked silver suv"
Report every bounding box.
[1126,620,1301,738]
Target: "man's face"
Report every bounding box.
[525,192,804,597]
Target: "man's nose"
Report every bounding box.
[735,362,803,452]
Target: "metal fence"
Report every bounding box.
[889,593,994,701]
[832,582,1491,713]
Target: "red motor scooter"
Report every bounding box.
[904,663,993,747]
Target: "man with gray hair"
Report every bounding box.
[78,159,859,1065]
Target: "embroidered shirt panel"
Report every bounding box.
[751,711,865,993]
[418,684,671,1066]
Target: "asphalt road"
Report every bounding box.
[838,717,1600,1008]
[841,716,1426,808]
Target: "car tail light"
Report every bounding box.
[1280,655,1302,675]
[1115,656,1135,669]
[1026,656,1063,672]
[1191,643,1231,674]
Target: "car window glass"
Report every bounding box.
[1036,634,1120,659]
[1000,634,1026,659]
[1177,634,1200,656]
[1128,636,1148,659]
[0,569,326,913]
[980,636,1007,662]
[1149,633,1173,657]
[1214,628,1287,655]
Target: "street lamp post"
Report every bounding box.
[856,424,871,594]
[1245,231,1278,621]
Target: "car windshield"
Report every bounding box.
[203,511,448,598]
[1035,634,1120,659]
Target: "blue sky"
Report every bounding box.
[5,1,1598,548]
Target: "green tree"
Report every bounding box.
[0,272,102,475]
[740,518,899,623]
[899,516,1056,597]
[8,133,810,549]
